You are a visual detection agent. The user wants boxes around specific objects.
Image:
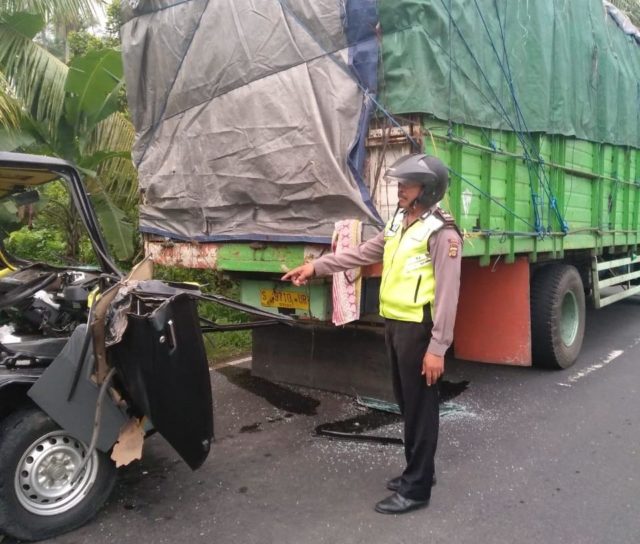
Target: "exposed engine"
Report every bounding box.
[0,266,103,366]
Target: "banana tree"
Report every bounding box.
[0,9,136,261]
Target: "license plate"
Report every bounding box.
[260,289,309,310]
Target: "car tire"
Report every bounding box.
[0,407,117,541]
[531,264,586,369]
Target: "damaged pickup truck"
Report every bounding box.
[0,152,287,541]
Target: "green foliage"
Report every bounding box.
[65,48,124,146]
[2,0,98,25]
[0,200,21,237]
[0,181,99,266]
[0,11,67,128]
[90,192,134,260]
[0,6,137,264]
[154,266,252,363]
[5,225,66,264]
[66,29,127,116]
[2,11,43,39]
[204,328,252,364]
[0,74,21,129]
[104,0,122,40]
[67,29,115,58]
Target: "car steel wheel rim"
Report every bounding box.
[560,291,579,347]
[14,431,98,516]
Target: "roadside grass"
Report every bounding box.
[154,265,252,364]
[202,330,251,365]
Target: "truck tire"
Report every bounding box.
[0,407,117,541]
[531,264,586,369]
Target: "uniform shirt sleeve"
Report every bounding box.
[313,231,385,277]
[427,227,463,356]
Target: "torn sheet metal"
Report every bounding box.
[111,417,146,467]
[103,279,198,348]
[91,258,154,383]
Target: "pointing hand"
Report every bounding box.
[281,263,315,286]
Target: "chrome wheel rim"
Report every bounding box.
[14,431,98,516]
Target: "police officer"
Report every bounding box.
[282,154,463,514]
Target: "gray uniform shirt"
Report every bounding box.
[313,220,463,357]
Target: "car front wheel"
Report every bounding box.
[0,407,117,541]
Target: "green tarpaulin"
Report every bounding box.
[379,0,640,148]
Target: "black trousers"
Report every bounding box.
[384,318,439,501]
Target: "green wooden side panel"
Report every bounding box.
[424,116,640,259]
[216,244,309,273]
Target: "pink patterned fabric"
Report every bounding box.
[331,220,363,326]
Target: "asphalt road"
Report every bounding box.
[34,297,640,544]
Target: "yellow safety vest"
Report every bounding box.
[379,211,445,322]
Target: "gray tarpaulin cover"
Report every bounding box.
[121,0,640,244]
[121,0,381,243]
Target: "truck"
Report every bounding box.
[120,0,640,398]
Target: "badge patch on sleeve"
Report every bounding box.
[448,239,459,258]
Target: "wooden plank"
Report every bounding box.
[550,135,566,257]
[480,132,492,266]
[610,147,620,236]
[598,285,640,308]
[623,148,631,233]
[599,269,640,288]
[448,123,463,224]
[505,132,517,263]
[592,256,602,308]
[628,149,640,253]
[591,143,604,254]
[529,134,542,264]
[596,255,640,271]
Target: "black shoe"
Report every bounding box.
[386,475,437,492]
[374,492,429,515]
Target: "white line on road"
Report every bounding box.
[211,356,252,370]
[557,349,624,387]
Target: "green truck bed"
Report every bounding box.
[424,117,640,265]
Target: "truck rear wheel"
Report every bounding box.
[0,407,117,541]
[531,264,585,369]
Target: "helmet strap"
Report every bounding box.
[409,187,425,209]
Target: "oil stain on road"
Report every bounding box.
[216,366,320,416]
